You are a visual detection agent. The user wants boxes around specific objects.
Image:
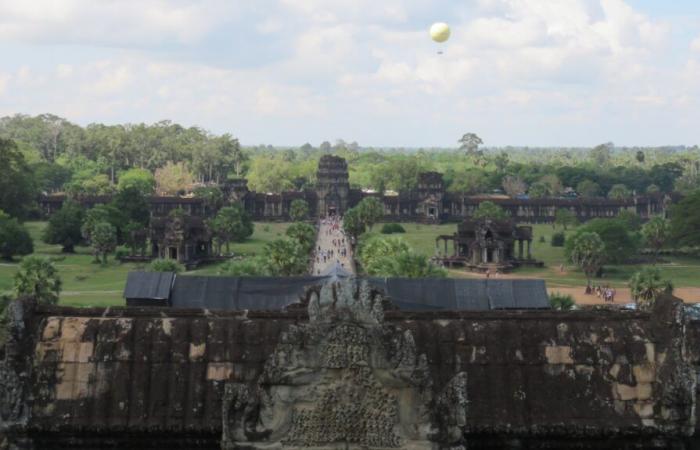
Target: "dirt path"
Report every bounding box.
[311,219,355,276]
[549,287,700,305]
[448,269,700,305]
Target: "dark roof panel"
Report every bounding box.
[123,272,175,300]
[125,272,550,311]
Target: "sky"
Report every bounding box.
[1,0,699,148]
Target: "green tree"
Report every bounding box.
[646,184,660,194]
[13,256,62,304]
[155,161,194,195]
[123,221,147,256]
[31,161,72,193]
[635,150,645,164]
[357,197,384,231]
[554,209,578,230]
[608,184,631,200]
[81,204,120,244]
[447,168,487,194]
[0,138,37,219]
[359,236,411,274]
[576,180,600,198]
[369,251,447,278]
[575,218,638,264]
[565,231,606,286]
[262,238,308,276]
[613,211,641,233]
[472,201,509,221]
[209,204,254,254]
[0,212,34,260]
[65,173,115,198]
[91,221,117,264]
[193,186,225,211]
[590,142,612,166]
[641,217,669,264]
[112,186,150,229]
[458,133,483,159]
[359,236,445,278]
[117,168,155,195]
[494,151,509,173]
[528,181,549,198]
[669,191,700,247]
[539,174,563,196]
[289,199,310,222]
[43,201,85,252]
[342,207,366,240]
[148,258,185,274]
[628,267,673,310]
[285,222,316,254]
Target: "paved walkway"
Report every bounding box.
[311,219,355,276]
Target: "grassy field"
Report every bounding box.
[368,222,700,290]
[0,221,291,307]
[4,220,699,308]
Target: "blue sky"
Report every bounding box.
[1,0,699,148]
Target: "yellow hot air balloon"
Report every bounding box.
[430,22,450,43]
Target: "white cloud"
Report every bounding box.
[0,0,697,146]
[0,0,237,46]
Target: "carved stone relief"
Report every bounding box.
[222,278,468,449]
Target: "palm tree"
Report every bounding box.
[629,267,673,310]
[13,256,62,305]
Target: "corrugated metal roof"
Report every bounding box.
[169,275,322,311]
[124,271,550,311]
[123,272,175,300]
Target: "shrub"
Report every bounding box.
[147,259,185,274]
[551,231,566,247]
[380,223,406,234]
[218,257,269,276]
[539,235,546,243]
[549,292,575,311]
[114,246,129,260]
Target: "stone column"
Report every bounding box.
[482,248,488,263]
[518,240,523,259]
[527,240,532,260]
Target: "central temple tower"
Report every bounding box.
[316,155,350,217]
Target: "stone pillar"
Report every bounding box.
[527,240,532,260]
[518,240,523,259]
[444,239,449,256]
[482,248,488,264]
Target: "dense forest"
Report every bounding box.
[1,113,700,220]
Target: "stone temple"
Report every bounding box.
[2,277,700,449]
[40,155,677,224]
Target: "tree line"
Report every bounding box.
[2,115,700,224]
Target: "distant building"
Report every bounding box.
[436,219,543,273]
[40,155,677,223]
[149,212,213,266]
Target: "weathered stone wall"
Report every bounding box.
[1,290,698,449]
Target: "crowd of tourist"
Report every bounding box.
[312,215,353,275]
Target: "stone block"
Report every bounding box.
[633,364,656,383]
[544,345,574,365]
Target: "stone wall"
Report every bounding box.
[1,285,699,449]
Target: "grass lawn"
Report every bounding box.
[0,221,292,307]
[372,222,700,289]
